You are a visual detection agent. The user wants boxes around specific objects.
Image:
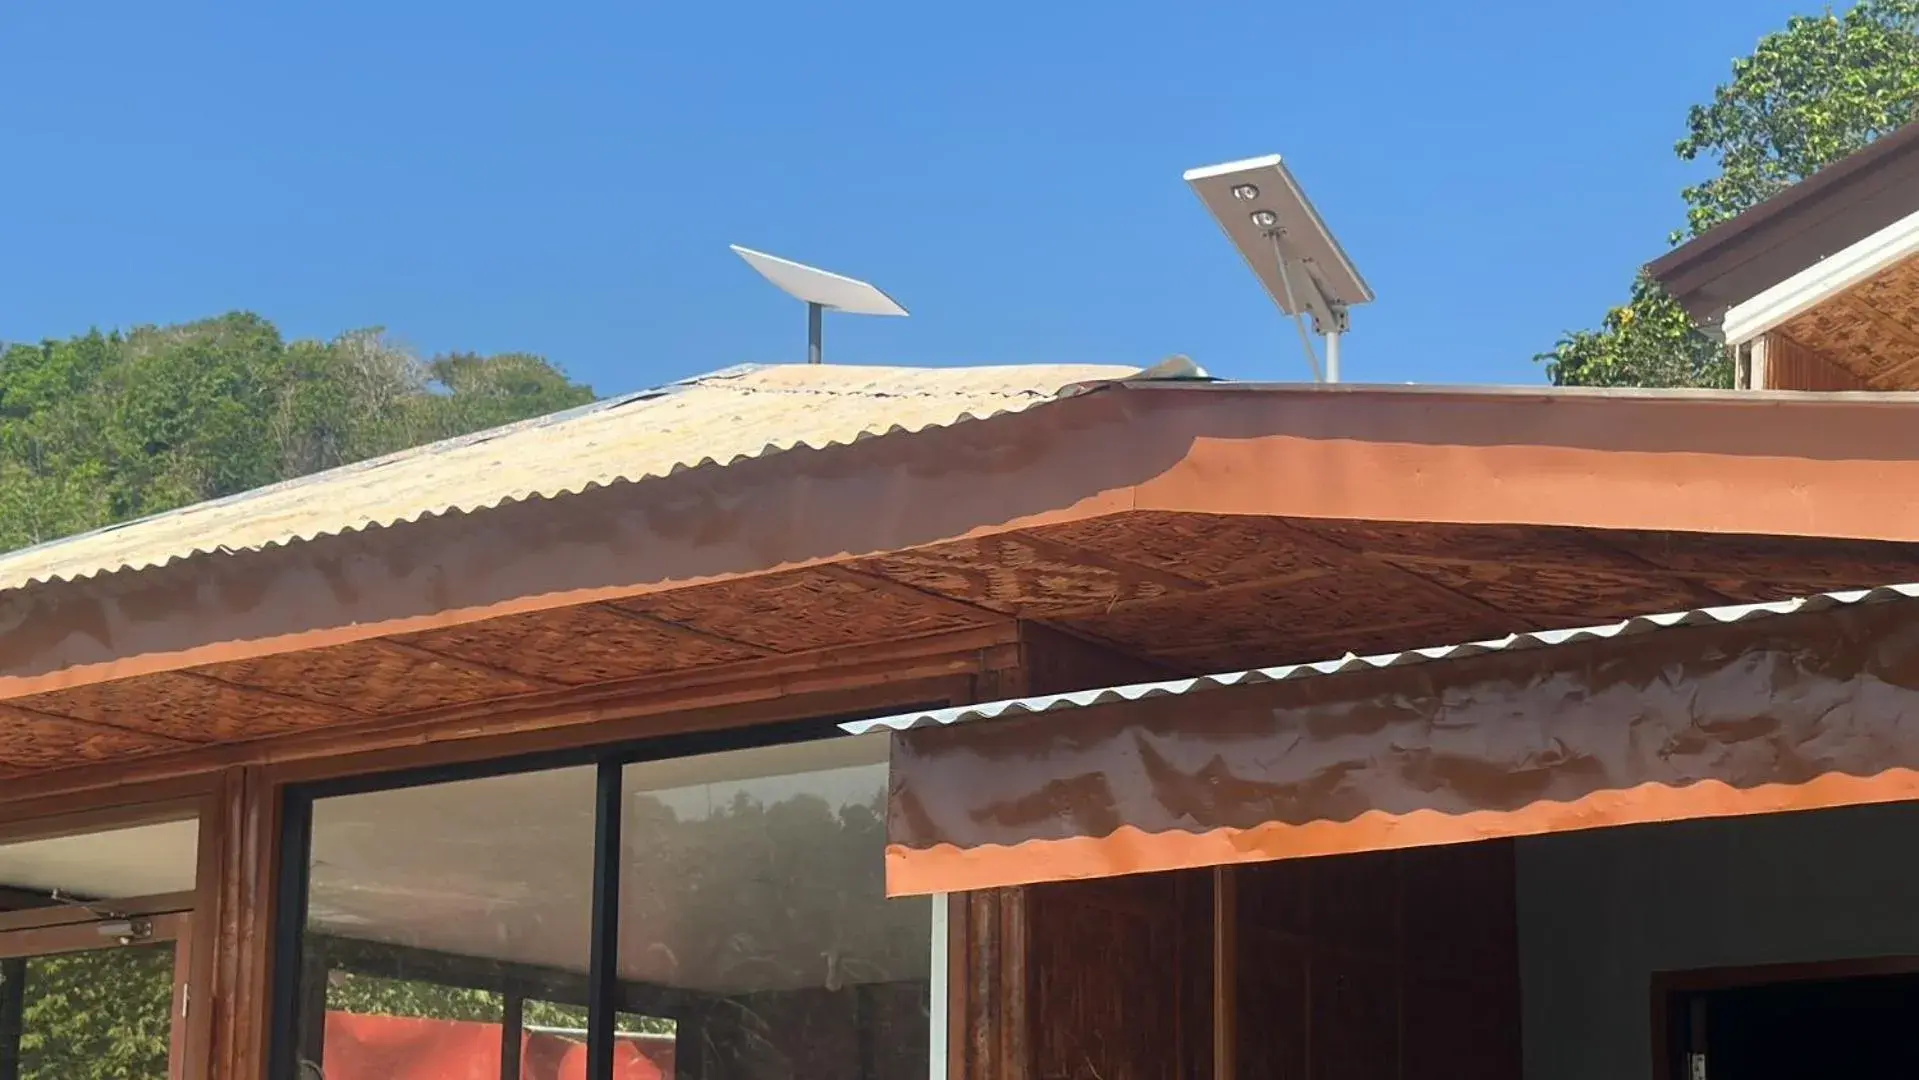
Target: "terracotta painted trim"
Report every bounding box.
[15,385,1919,698]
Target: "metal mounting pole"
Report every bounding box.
[808,302,824,365]
[1325,331,1342,383]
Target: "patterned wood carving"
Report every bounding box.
[621,566,1002,652]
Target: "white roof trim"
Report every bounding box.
[1723,203,1919,345]
[842,583,1919,734]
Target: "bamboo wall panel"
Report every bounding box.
[197,639,544,714]
[397,602,760,685]
[1760,333,1873,391]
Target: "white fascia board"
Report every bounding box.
[1723,204,1919,345]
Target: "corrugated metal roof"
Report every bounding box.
[842,583,1919,734]
[0,362,1156,594]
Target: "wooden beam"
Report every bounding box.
[369,638,569,691]
[1852,296,1919,387]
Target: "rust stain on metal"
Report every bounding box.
[880,595,1919,895]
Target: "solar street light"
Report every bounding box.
[1184,155,1372,382]
[731,245,909,364]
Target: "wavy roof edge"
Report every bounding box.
[0,359,1209,595]
[841,583,1919,734]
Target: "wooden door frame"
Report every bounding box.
[1649,955,1919,1080]
[0,909,198,1080]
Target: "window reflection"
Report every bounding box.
[289,733,930,1080]
[296,767,653,1079]
[621,735,930,1080]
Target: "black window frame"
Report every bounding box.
[267,709,927,1080]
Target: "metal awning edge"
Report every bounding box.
[841,583,1919,734]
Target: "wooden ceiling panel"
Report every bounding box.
[15,671,345,743]
[1057,571,1506,673]
[1610,530,1919,594]
[198,639,549,715]
[850,534,1193,618]
[1031,512,1344,587]
[1296,519,1639,573]
[1774,254,1919,388]
[1383,561,1714,623]
[0,704,177,771]
[621,567,1002,654]
[397,603,759,687]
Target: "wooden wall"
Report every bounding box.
[1754,332,1874,391]
[1017,841,1523,1080]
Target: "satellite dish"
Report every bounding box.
[1183,155,1372,382]
[730,245,909,364]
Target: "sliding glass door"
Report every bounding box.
[276,723,937,1080]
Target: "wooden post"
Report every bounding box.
[1211,868,1236,1080]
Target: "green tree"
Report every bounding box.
[1541,0,1919,387]
[0,314,595,553]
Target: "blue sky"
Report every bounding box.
[3,1,1813,393]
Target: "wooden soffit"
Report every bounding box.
[872,589,1919,895]
[13,383,1919,699]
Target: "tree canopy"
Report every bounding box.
[0,312,595,553]
[1540,0,1919,388]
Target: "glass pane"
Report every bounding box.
[296,766,597,1079]
[0,943,176,1080]
[0,820,198,907]
[621,735,930,1080]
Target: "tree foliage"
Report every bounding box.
[0,312,595,553]
[1541,0,1919,388]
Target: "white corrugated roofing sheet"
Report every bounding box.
[841,584,1919,734]
[0,361,1163,594]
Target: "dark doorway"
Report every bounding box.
[1660,965,1919,1079]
